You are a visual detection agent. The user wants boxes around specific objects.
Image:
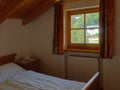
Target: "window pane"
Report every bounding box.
[86,29,99,44]
[71,14,84,28]
[86,12,99,28]
[71,30,84,43]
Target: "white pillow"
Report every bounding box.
[0,63,26,83]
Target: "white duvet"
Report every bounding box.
[0,71,86,90]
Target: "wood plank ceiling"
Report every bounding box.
[0,0,59,25]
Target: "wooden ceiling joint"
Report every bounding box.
[0,0,22,24]
[0,0,60,25]
[22,0,60,25]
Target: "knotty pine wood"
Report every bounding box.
[0,0,59,24]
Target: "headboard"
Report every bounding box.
[0,53,16,65]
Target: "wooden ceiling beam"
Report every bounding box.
[7,0,42,19]
[22,0,60,25]
[9,0,32,12]
[0,0,22,24]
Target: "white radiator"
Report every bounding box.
[64,53,100,82]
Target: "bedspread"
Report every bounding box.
[0,71,86,90]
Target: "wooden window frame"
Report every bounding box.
[65,8,99,53]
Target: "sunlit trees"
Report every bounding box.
[71,12,99,44]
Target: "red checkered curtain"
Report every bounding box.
[100,0,114,58]
[52,3,64,54]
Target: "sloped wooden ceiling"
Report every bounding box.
[0,0,59,25]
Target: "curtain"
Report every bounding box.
[100,0,114,58]
[52,3,64,54]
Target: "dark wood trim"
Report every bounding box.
[22,0,59,25]
[0,53,16,65]
[0,0,21,24]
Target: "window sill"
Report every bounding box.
[64,48,99,53]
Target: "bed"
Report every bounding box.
[0,53,100,90]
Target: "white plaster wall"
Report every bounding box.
[29,7,65,78]
[63,0,99,10]
[0,19,30,58]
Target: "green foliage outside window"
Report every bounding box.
[71,12,99,44]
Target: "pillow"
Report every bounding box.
[0,63,26,83]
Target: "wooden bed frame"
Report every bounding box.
[0,53,16,65]
[82,72,100,90]
[0,53,100,90]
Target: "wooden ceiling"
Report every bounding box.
[0,0,59,25]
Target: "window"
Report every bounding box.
[53,1,114,58]
[65,8,99,53]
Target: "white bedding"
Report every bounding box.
[0,70,86,90]
[0,63,26,83]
